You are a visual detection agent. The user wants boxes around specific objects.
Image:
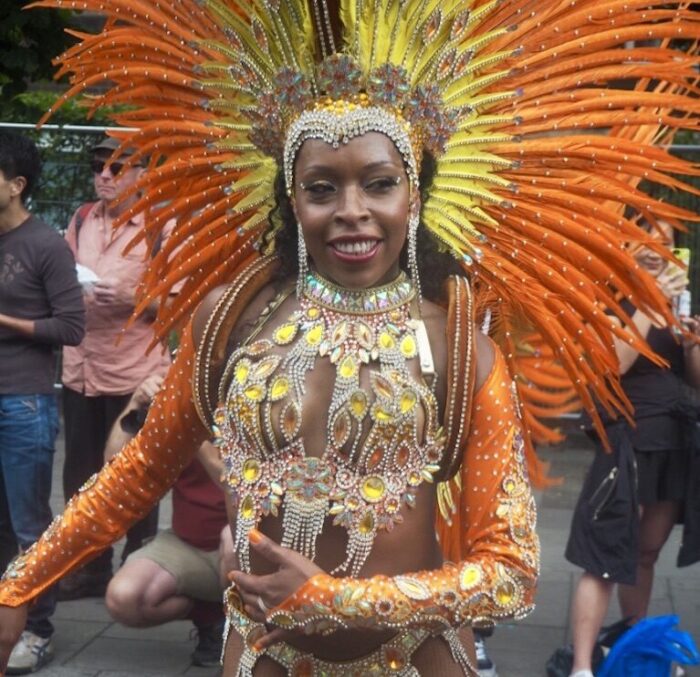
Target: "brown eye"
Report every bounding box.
[366,176,401,192]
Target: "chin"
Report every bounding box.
[324,267,398,290]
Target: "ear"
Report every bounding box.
[9,175,26,198]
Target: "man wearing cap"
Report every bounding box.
[58,136,173,600]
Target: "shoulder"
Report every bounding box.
[191,257,283,350]
[25,217,72,255]
[474,331,495,392]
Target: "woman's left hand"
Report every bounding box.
[681,315,700,350]
[228,528,325,649]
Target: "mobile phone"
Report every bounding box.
[670,247,692,317]
[671,247,691,273]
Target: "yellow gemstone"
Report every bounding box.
[273,323,297,344]
[358,511,375,534]
[373,405,393,423]
[235,362,249,385]
[503,477,516,494]
[305,323,323,346]
[242,459,261,483]
[240,495,255,519]
[379,331,395,350]
[361,476,385,502]
[459,564,482,590]
[399,389,417,414]
[339,355,358,379]
[306,307,320,319]
[350,391,368,418]
[272,612,296,628]
[244,384,264,401]
[496,581,516,606]
[400,335,417,358]
[408,470,421,486]
[270,376,289,400]
[346,496,360,511]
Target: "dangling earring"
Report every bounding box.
[407,201,421,301]
[296,221,308,298]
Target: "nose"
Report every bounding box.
[99,165,113,179]
[334,185,370,225]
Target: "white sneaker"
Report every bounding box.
[6,631,54,674]
[475,635,499,677]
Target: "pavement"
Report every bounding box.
[15,422,700,676]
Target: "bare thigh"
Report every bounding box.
[222,626,477,676]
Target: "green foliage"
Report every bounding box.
[26,125,100,231]
[3,90,115,126]
[0,6,74,101]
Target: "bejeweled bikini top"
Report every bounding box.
[213,270,445,575]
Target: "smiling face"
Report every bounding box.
[292,132,411,290]
[634,220,674,278]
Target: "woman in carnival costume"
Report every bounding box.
[1,0,700,674]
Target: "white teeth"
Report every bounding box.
[333,240,376,255]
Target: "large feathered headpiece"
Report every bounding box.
[32,0,700,477]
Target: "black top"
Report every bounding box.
[618,299,685,452]
[0,215,85,394]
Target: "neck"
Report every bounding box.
[0,201,30,234]
[104,193,138,219]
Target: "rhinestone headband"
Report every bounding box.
[283,104,419,192]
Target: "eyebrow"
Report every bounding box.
[300,160,402,175]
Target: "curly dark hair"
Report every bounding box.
[262,151,465,302]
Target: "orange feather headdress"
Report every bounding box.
[30,0,700,470]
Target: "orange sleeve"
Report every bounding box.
[0,322,209,607]
[267,346,539,634]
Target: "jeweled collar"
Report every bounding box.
[301,270,415,315]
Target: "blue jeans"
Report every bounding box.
[0,394,58,638]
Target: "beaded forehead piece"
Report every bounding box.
[34,0,700,449]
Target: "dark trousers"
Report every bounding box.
[62,386,159,574]
[0,394,59,637]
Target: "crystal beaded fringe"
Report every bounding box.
[280,494,328,561]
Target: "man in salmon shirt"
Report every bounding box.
[58,136,174,600]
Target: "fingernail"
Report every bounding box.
[248,528,263,544]
[253,640,264,652]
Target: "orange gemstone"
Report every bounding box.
[291,657,314,677]
[384,646,406,671]
[368,448,383,469]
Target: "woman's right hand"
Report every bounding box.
[0,603,28,672]
[657,267,688,301]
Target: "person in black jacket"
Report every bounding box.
[0,130,85,674]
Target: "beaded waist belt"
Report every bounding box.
[224,586,429,676]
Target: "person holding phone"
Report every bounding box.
[565,220,700,677]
